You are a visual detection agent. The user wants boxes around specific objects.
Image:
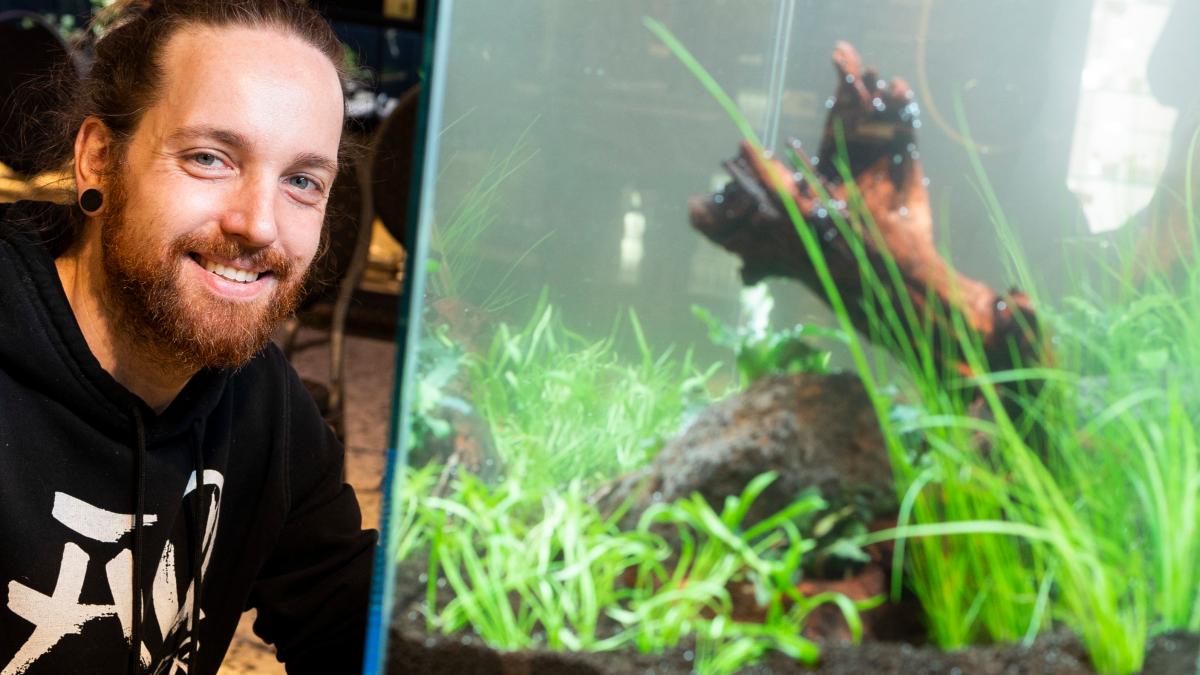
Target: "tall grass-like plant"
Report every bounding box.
[425,123,548,314]
[648,17,1200,674]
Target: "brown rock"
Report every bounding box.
[602,372,895,530]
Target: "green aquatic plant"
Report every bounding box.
[868,113,1200,673]
[624,472,871,652]
[395,468,865,672]
[426,122,548,314]
[649,16,1200,675]
[422,474,649,650]
[405,323,471,461]
[692,304,847,386]
[465,290,722,490]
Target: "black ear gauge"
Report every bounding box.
[79,188,104,214]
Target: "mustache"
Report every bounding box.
[171,232,296,279]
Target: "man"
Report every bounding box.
[0,1,376,673]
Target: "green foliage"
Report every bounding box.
[465,290,722,490]
[395,469,864,672]
[693,304,846,385]
[427,125,547,314]
[865,120,1200,675]
[651,17,1200,675]
[406,324,471,462]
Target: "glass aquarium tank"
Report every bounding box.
[368,1,1200,673]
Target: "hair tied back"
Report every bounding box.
[90,0,159,39]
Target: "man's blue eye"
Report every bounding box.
[195,153,219,167]
[290,176,314,190]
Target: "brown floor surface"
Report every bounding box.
[218,330,396,674]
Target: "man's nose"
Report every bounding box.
[220,178,278,248]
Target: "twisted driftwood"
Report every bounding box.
[689,42,1041,379]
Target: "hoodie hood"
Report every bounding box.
[0,200,228,443]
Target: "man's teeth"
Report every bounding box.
[201,259,261,283]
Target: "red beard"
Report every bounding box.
[99,174,308,371]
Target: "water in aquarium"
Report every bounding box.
[376,1,1200,673]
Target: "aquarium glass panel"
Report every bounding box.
[377,1,1200,673]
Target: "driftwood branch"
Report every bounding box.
[689,42,1041,377]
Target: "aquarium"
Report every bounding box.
[369,1,1200,673]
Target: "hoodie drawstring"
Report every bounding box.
[129,407,147,675]
[189,418,206,673]
[127,413,207,674]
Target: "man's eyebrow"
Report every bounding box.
[290,151,339,178]
[166,125,252,150]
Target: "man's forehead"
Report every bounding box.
[146,24,344,161]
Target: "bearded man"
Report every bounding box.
[0,1,377,673]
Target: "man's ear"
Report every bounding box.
[73,117,113,210]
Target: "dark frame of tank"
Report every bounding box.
[361,0,442,671]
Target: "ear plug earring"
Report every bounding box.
[79,188,104,214]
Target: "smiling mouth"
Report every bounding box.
[189,253,270,284]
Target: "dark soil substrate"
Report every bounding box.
[387,617,1198,675]
[389,555,1197,674]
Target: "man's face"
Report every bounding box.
[100,25,343,370]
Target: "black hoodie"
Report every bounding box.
[0,201,377,674]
